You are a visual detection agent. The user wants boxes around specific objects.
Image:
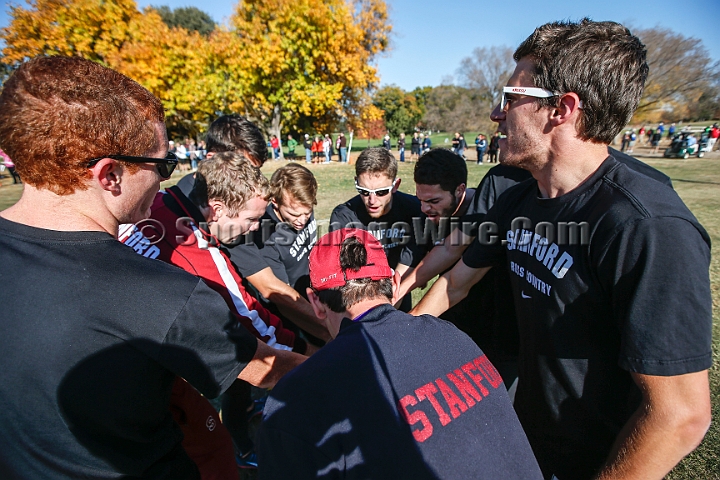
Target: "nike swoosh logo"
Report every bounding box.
[521,291,531,299]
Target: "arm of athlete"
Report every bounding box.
[394,262,412,280]
[410,258,491,317]
[238,340,307,389]
[246,267,331,342]
[595,370,711,480]
[397,226,475,300]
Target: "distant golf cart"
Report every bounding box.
[664,132,708,159]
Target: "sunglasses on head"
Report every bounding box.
[86,152,179,179]
[500,86,584,112]
[355,179,397,197]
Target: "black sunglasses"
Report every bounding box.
[87,152,179,179]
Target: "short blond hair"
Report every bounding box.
[189,152,268,216]
[269,163,317,207]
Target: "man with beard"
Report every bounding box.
[412,19,711,479]
[407,149,520,389]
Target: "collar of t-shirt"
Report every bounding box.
[338,303,394,332]
[350,191,405,225]
[533,155,620,207]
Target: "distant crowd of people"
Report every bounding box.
[620,121,720,155]
[0,18,714,480]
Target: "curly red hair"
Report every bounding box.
[0,56,165,195]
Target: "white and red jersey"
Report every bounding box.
[120,186,295,351]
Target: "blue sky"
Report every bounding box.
[2,0,718,91]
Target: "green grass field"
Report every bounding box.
[1,146,718,478]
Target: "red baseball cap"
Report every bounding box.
[309,229,392,291]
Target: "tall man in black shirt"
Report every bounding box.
[413,19,712,480]
[0,56,303,479]
[401,149,673,394]
[330,147,425,310]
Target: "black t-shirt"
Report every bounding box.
[256,304,543,480]
[330,192,426,270]
[225,240,271,279]
[254,204,317,293]
[426,187,521,367]
[455,150,674,383]
[462,156,712,479]
[0,217,256,479]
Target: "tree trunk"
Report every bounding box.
[270,104,284,160]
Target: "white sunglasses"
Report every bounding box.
[501,86,583,110]
[355,178,397,197]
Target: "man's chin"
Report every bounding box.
[365,204,385,217]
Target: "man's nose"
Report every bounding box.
[490,102,505,122]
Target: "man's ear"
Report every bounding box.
[455,183,466,200]
[91,158,122,193]
[392,177,401,193]
[390,269,401,305]
[207,200,225,222]
[306,288,327,320]
[550,92,583,127]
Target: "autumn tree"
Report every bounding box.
[1,0,142,65]
[228,0,391,148]
[1,0,226,138]
[109,9,224,138]
[1,0,393,142]
[372,85,423,136]
[633,26,717,121]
